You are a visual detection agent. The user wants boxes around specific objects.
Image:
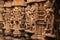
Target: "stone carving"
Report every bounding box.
[0,0,56,40]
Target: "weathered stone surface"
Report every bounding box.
[0,0,56,40]
[12,0,26,6]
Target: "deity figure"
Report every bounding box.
[44,0,54,34]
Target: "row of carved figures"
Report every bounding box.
[0,0,55,40]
